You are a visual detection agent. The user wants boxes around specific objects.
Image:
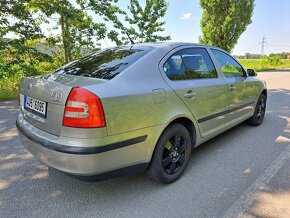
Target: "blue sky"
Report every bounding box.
[159,0,290,55]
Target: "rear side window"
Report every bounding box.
[52,46,154,80]
[163,54,184,78]
[163,48,217,80]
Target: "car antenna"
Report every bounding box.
[124,31,134,45]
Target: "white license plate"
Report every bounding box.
[24,96,47,118]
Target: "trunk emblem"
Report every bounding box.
[27,84,33,90]
[50,91,63,102]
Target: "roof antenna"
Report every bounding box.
[124,30,134,45]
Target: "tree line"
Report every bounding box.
[235,52,290,59]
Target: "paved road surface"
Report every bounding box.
[1,70,290,218]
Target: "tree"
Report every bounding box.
[199,0,254,52]
[77,0,126,44]
[92,0,171,45]
[0,0,51,78]
[29,0,111,63]
[0,0,43,50]
[124,0,170,43]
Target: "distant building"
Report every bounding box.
[287,55,290,59]
[1,37,58,56]
[1,37,93,57]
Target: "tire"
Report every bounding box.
[147,123,191,184]
[247,94,266,126]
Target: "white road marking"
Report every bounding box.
[224,129,290,218]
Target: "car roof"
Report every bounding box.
[118,42,223,52]
[137,42,199,48]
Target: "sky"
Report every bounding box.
[159,0,290,55]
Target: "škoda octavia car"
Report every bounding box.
[17,43,267,183]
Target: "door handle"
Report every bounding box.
[184,91,196,99]
[229,85,236,91]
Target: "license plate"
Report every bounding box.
[24,96,47,118]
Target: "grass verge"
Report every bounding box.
[239,59,290,72]
[0,76,20,101]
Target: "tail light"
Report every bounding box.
[62,87,106,128]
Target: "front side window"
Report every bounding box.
[163,48,217,80]
[211,49,244,78]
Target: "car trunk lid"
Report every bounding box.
[19,74,106,136]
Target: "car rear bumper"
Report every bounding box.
[16,116,158,177]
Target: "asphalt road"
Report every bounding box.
[1,70,290,218]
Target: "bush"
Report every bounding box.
[0,53,63,101]
[0,72,23,100]
[265,56,282,66]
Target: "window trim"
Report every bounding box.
[210,48,247,78]
[161,47,219,81]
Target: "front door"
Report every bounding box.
[210,49,255,126]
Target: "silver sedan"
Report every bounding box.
[16,42,267,183]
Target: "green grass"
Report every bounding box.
[0,89,18,101]
[239,59,290,72]
[0,76,21,101]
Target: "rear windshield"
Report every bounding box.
[52,46,154,80]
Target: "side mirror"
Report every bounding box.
[247,69,257,77]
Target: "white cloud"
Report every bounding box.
[179,12,192,20]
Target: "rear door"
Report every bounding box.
[161,47,228,138]
[210,49,255,126]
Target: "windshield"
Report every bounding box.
[52,46,154,80]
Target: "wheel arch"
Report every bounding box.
[146,116,198,181]
[261,89,267,99]
[147,115,200,165]
[169,117,197,149]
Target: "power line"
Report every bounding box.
[268,40,290,43]
[267,44,290,47]
[238,44,260,54]
[268,43,290,47]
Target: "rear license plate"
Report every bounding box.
[24,96,47,118]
